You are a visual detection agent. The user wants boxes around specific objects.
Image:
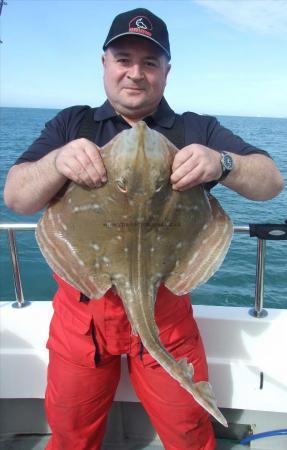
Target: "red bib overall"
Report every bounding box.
[45,274,215,450]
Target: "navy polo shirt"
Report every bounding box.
[15,97,269,168]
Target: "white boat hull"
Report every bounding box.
[1,301,287,411]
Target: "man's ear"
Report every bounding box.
[102,53,106,67]
[165,63,171,80]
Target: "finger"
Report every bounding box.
[74,152,104,187]
[81,140,107,182]
[55,141,106,188]
[59,160,88,185]
[170,157,198,184]
[172,147,194,172]
[172,165,204,191]
[59,154,100,188]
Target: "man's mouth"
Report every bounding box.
[123,87,145,92]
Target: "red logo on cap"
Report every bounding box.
[129,16,152,37]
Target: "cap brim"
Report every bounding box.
[103,32,170,59]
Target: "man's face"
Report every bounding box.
[102,36,171,121]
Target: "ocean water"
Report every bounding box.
[0,107,286,308]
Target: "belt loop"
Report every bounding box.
[80,292,90,302]
[139,341,144,360]
[91,320,101,365]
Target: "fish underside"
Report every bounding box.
[36,122,233,427]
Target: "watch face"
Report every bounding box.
[223,154,233,170]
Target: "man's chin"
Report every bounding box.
[117,100,148,115]
[111,96,158,119]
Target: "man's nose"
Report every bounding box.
[127,64,144,80]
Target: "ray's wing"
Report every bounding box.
[164,192,233,295]
[36,196,112,299]
[36,136,129,299]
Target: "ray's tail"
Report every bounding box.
[122,290,228,428]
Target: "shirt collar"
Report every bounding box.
[94,97,176,128]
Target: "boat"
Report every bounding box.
[0,222,287,450]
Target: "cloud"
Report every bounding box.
[196,0,287,35]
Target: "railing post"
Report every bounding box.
[7,229,30,308]
[1,223,285,316]
[249,238,268,318]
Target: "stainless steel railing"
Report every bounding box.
[0,223,36,308]
[0,223,282,317]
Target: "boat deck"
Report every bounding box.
[0,435,245,450]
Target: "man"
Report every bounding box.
[4,8,284,450]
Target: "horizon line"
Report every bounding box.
[0,105,287,119]
[0,105,286,120]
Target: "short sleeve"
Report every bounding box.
[205,116,270,157]
[14,105,90,164]
[182,112,271,191]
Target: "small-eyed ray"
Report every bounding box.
[36,122,233,427]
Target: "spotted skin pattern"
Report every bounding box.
[36,122,233,427]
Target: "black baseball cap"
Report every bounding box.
[103,8,171,60]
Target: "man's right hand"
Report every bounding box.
[55,138,107,188]
[4,138,108,215]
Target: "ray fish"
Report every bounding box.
[36,122,233,427]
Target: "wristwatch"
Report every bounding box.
[218,151,234,181]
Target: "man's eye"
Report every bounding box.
[146,61,158,68]
[117,59,129,64]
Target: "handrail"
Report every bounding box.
[0,223,286,316]
[0,224,36,308]
[0,223,37,230]
[7,229,26,308]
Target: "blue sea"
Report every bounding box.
[0,107,286,308]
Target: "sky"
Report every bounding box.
[1,0,287,117]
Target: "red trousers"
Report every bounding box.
[45,275,215,450]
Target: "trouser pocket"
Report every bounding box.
[47,297,95,368]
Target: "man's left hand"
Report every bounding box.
[170,144,222,190]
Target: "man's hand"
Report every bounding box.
[170,144,284,200]
[170,144,222,190]
[4,139,108,215]
[55,138,107,188]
